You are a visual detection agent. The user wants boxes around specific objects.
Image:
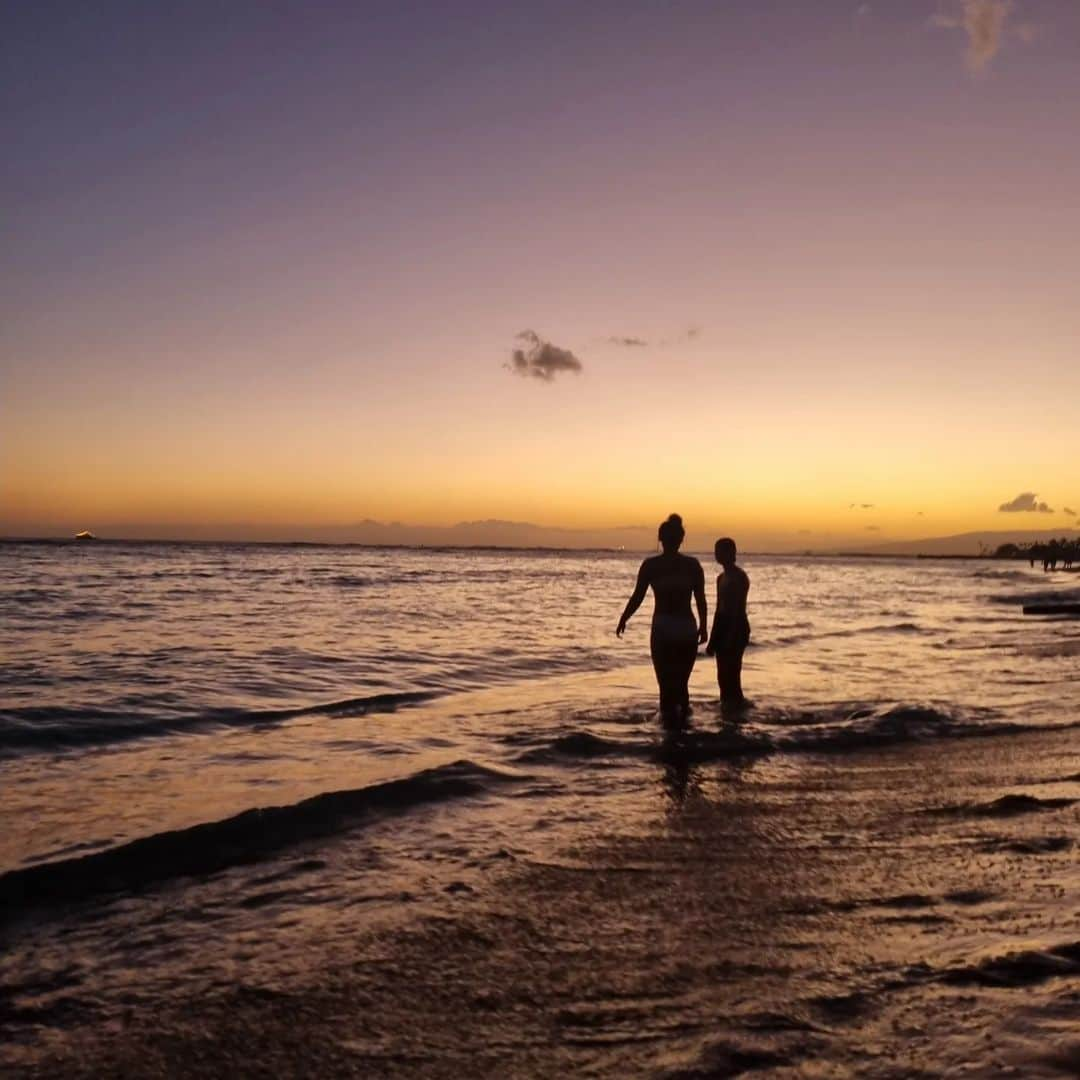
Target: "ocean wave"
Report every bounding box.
[514,704,1051,767]
[771,704,1023,754]
[0,690,440,756]
[975,835,1073,855]
[766,622,924,647]
[988,586,1080,606]
[327,574,372,588]
[924,793,1077,818]
[0,759,522,916]
[0,588,66,605]
[969,567,1039,582]
[0,643,625,758]
[936,941,1080,988]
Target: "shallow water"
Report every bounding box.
[2,543,1077,872]
[1,542,1078,1075]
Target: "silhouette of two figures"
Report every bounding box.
[617,516,751,725]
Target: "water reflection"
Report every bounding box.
[657,718,704,805]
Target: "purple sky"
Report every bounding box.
[4,1,1078,545]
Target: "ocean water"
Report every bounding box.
[2,542,1079,1075]
[2,540,1078,891]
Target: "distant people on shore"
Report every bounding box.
[1002,539,1078,571]
[706,538,751,711]
[616,514,707,725]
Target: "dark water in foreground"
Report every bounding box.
[1,543,1078,1075]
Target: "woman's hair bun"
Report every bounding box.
[658,513,685,546]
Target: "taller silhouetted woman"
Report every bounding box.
[616,513,707,724]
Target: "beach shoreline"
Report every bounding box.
[5,721,1077,1078]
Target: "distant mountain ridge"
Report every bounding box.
[841,529,1079,557]
[0,518,659,550]
[296,518,656,549]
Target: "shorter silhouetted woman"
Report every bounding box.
[706,537,750,710]
[616,513,707,724]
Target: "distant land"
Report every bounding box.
[0,519,656,550]
[2,520,1077,555]
[840,529,1079,558]
[284,518,659,550]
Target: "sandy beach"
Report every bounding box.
[5,715,1077,1079]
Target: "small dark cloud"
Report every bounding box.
[916,511,925,516]
[606,336,649,348]
[848,503,875,510]
[1064,507,1077,517]
[865,525,881,532]
[998,492,1054,514]
[507,330,583,382]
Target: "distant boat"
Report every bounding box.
[74,530,97,542]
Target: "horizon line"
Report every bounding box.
[0,534,1035,560]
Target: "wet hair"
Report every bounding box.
[658,513,685,551]
[715,537,737,562]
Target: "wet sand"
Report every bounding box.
[6,723,1078,1079]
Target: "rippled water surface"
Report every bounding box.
[4,542,1078,748]
[2,543,1079,865]
[2,542,1078,1076]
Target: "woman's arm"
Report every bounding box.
[693,560,708,644]
[706,574,722,655]
[616,561,650,636]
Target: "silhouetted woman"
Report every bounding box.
[706,537,750,710]
[616,513,707,724]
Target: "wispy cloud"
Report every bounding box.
[848,502,876,510]
[931,0,1014,73]
[507,330,583,382]
[864,525,881,532]
[598,325,703,348]
[998,491,1054,513]
[656,325,703,347]
[1064,506,1077,517]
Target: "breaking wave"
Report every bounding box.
[513,704,1056,767]
[0,691,440,756]
[0,759,522,916]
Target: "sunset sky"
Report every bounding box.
[4,0,1078,549]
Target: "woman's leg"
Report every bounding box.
[650,635,672,716]
[675,640,696,715]
[651,636,689,723]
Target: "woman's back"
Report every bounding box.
[644,552,701,616]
